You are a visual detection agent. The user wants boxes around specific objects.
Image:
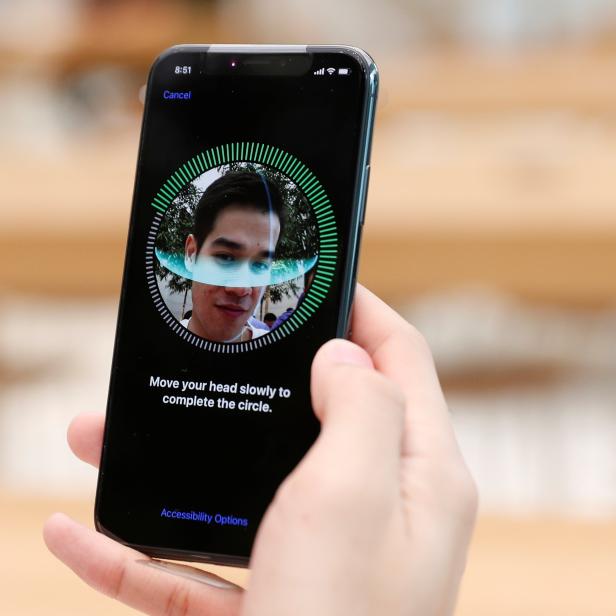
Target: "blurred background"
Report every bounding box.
[1,0,616,614]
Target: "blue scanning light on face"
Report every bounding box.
[156,249,318,287]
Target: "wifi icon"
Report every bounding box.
[326,67,336,75]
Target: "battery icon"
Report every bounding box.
[338,68,350,75]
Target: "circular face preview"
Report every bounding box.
[145,145,338,352]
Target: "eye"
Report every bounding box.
[213,253,238,268]
[250,261,271,274]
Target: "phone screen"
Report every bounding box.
[96,46,375,563]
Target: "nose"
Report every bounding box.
[225,286,251,298]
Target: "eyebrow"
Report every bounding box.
[211,237,275,259]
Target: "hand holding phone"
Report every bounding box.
[44,286,478,616]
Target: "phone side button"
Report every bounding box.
[359,164,370,226]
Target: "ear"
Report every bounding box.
[271,216,282,249]
[185,234,197,272]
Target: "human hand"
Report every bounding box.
[44,285,477,615]
[243,285,478,615]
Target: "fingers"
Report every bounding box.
[67,412,105,468]
[43,513,242,616]
[350,285,456,455]
[307,338,406,482]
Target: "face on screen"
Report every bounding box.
[184,205,280,342]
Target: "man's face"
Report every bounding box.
[184,204,281,342]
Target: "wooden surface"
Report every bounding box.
[2,492,615,615]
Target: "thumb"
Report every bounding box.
[311,338,374,422]
[308,338,405,480]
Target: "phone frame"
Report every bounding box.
[95,44,378,567]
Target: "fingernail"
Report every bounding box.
[137,558,240,589]
[326,339,373,368]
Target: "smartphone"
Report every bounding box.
[95,44,378,567]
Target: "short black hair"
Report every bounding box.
[192,171,285,251]
[263,312,277,322]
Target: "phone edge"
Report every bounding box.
[94,44,378,569]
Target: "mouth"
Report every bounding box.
[215,304,248,318]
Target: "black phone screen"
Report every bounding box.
[96,46,374,563]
